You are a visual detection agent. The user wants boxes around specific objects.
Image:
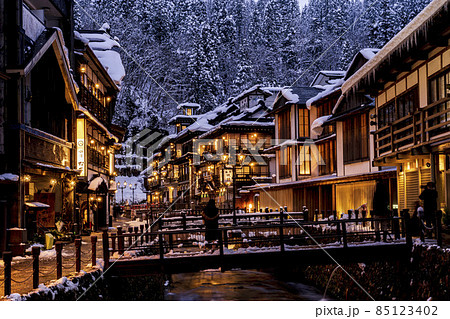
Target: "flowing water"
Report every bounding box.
[165,269,328,301]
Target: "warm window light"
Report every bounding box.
[23,175,31,182]
[80,67,86,73]
[249,204,253,211]
[90,139,95,144]
[97,197,102,202]
[70,181,76,186]
[50,179,57,186]
[106,97,111,102]
[250,162,254,166]
[124,181,127,186]
[101,146,105,150]
[90,197,95,201]
[117,182,120,186]
[95,83,100,89]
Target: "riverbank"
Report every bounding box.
[301,241,450,301]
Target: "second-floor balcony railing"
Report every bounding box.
[88,146,109,172]
[79,85,109,125]
[375,98,450,158]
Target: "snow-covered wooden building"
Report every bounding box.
[254,48,397,216]
[0,0,78,254]
[344,0,450,214]
[73,26,126,231]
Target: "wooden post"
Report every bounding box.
[182,212,187,231]
[75,238,81,273]
[233,209,237,225]
[436,210,443,247]
[134,226,139,244]
[354,209,359,220]
[279,210,285,253]
[223,229,228,249]
[91,236,97,266]
[342,222,348,248]
[158,233,164,260]
[55,242,62,279]
[333,210,337,221]
[168,233,173,250]
[218,229,224,257]
[2,251,12,296]
[393,209,400,240]
[102,229,110,269]
[336,221,341,243]
[314,209,319,221]
[117,226,123,254]
[32,246,40,289]
[403,210,412,247]
[140,224,145,245]
[111,233,116,254]
[128,227,133,248]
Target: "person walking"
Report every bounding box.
[202,198,220,246]
[419,182,438,235]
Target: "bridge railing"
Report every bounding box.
[104,214,411,267]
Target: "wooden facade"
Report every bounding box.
[343,0,450,214]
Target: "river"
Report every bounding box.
[165,269,328,301]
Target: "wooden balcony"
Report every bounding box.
[375,98,450,158]
[87,146,109,172]
[79,85,109,125]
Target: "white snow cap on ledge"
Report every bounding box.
[81,23,126,87]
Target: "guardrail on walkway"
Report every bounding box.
[1,236,100,297]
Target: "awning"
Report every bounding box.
[88,176,107,191]
[25,202,50,208]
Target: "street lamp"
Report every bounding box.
[130,183,136,205]
[117,181,127,204]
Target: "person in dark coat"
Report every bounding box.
[202,199,220,243]
[373,180,390,241]
[419,182,438,229]
[373,180,389,217]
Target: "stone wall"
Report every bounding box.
[302,243,450,301]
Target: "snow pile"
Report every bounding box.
[311,115,333,136]
[307,78,344,109]
[279,88,299,104]
[81,24,126,87]
[0,173,19,182]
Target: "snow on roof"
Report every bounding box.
[277,87,324,107]
[74,31,89,45]
[311,115,333,135]
[342,0,448,94]
[280,88,299,104]
[80,29,125,87]
[359,48,380,60]
[0,173,19,182]
[177,102,201,110]
[320,70,347,76]
[306,78,344,109]
[232,84,273,102]
[222,120,274,127]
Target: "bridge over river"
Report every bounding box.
[103,211,428,277]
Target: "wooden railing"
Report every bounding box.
[79,85,109,125]
[376,99,450,157]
